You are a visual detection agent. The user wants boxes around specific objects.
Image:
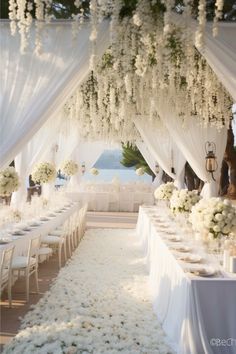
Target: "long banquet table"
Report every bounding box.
[137,205,236,354]
[0,202,80,261]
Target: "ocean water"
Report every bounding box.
[81,169,152,184]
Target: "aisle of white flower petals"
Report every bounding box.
[3,228,173,354]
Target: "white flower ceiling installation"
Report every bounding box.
[8,1,233,144]
[61,0,233,143]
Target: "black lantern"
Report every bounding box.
[205,141,218,181]
[81,162,86,175]
[155,163,160,175]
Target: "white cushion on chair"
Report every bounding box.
[48,230,62,236]
[41,235,61,244]
[12,256,36,269]
[38,247,53,255]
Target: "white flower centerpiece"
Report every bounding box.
[90,168,99,176]
[154,182,177,206]
[135,167,145,176]
[32,162,56,199]
[170,189,201,215]
[61,160,78,177]
[189,198,236,244]
[0,167,20,197]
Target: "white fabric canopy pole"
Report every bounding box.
[159,106,227,198]
[0,20,110,168]
[134,118,186,188]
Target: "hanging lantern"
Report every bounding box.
[81,162,86,174]
[205,142,218,181]
[155,163,160,174]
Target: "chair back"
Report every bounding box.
[0,245,15,289]
[28,236,41,261]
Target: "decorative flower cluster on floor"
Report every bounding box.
[154,182,177,201]
[32,162,56,184]
[3,229,173,354]
[189,197,236,239]
[0,167,20,196]
[61,160,78,177]
[170,189,200,214]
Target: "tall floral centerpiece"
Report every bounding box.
[32,162,56,199]
[90,168,99,176]
[170,189,201,215]
[61,160,78,177]
[136,167,145,176]
[0,167,20,203]
[189,198,236,244]
[154,182,176,206]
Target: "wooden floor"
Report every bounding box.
[0,211,138,349]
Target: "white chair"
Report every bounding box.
[38,246,53,263]
[0,245,15,307]
[12,236,40,302]
[42,223,68,267]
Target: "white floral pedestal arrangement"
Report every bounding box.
[32,162,56,200]
[154,182,177,207]
[0,167,20,205]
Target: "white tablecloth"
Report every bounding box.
[67,191,154,212]
[137,206,236,354]
[0,203,80,261]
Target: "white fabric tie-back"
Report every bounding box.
[134,118,186,189]
[0,20,110,168]
[159,106,227,198]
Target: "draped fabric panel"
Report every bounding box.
[136,141,157,174]
[68,142,108,188]
[0,20,110,168]
[134,118,186,189]
[10,114,63,207]
[203,23,236,101]
[159,106,227,198]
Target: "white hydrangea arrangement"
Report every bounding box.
[0,167,20,196]
[154,182,177,201]
[136,167,145,176]
[32,162,56,184]
[90,168,99,176]
[170,189,201,214]
[189,198,236,239]
[61,160,78,176]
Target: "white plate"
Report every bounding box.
[187,265,216,277]
[171,246,191,253]
[178,254,202,263]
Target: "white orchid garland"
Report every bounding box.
[63,0,232,142]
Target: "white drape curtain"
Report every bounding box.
[203,22,236,102]
[136,141,157,174]
[134,118,186,189]
[10,114,63,207]
[0,20,110,168]
[67,142,107,189]
[159,105,228,198]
